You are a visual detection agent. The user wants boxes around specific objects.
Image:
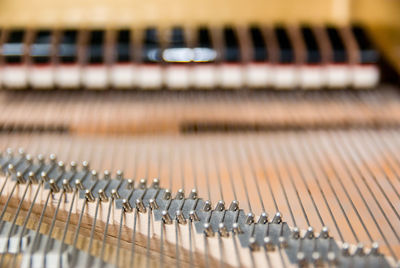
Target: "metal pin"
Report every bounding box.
[111,189,120,199]
[41,171,49,182]
[258,212,268,224]
[75,179,84,190]
[18,148,25,156]
[62,179,72,193]
[7,164,15,175]
[16,172,26,184]
[25,154,33,163]
[292,227,300,239]
[232,222,242,234]
[229,200,239,211]
[218,223,229,237]
[354,243,365,256]
[127,179,134,189]
[103,170,111,180]
[85,189,95,202]
[215,200,225,211]
[272,212,282,224]
[312,252,321,264]
[49,179,60,193]
[136,199,146,213]
[122,199,133,212]
[246,213,255,225]
[327,252,337,264]
[163,189,171,200]
[176,210,186,224]
[249,237,259,251]
[37,154,45,164]
[278,236,288,248]
[151,178,159,189]
[189,189,198,199]
[319,226,329,239]
[189,210,199,222]
[175,189,184,200]
[297,252,307,266]
[49,154,57,163]
[139,179,147,189]
[70,161,77,172]
[341,243,350,256]
[91,170,98,180]
[28,171,38,184]
[369,242,380,256]
[203,200,212,212]
[98,189,109,202]
[264,237,275,251]
[82,161,90,171]
[6,148,13,156]
[149,198,159,210]
[58,161,65,171]
[203,223,214,237]
[116,170,124,180]
[304,226,314,239]
[162,210,172,224]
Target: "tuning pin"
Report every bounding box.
[136,199,146,213]
[85,189,95,202]
[162,210,172,224]
[70,161,77,172]
[296,252,307,266]
[189,210,199,222]
[163,189,171,200]
[341,243,350,256]
[304,226,315,239]
[203,223,214,237]
[49,179,60,193]
[258,212,268,224]
[189,189,198,199]
[49,154,57,163]
[355,243,365,256]
[15,172,25,184]
[126,179,134,189]
[327,251,337,264]
[312,252,322,265]
[264,237,275,251]
[122,199,133,212]
[218,223,229,237]
[18,148,25,157]
[229,200,239,211]
[278,236,288,248]
[98,189,108,202]
[249,237,259,251]
[41,172,49,182]
[111,189,120,199]
[203,200,212,212]
[272,212,282,224]
[319,226,329,239]
[175,189,185,200]
[292,227,300,239]
[232,222,243,234]
[6,148,13,156]
[91,170,98,180]
[139,179,147,189]
[25,154,33,164]
[7,164,15,175]
[151,178,159,188]
[75,179,84,190]
[103,170,111,180]
[82,161,90,171]
[116,170,124,180]
[28,171,38,184]
[215,200,225,211]
[149,198,159,210]
[176,210,186,224]
[58,161,65,171]
[63,179,72,193]
[369,242,380,256]
[246,213,255,225]
[37,154,45,164]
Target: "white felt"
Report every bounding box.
[110,64,136,89]
[83,66,109,89]
[165,65,190,89]
[29,66,54,89]
[219,64,243,89]
[2,65,28,89]
[55,65,81,88]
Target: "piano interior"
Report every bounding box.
[0,0,399,267]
